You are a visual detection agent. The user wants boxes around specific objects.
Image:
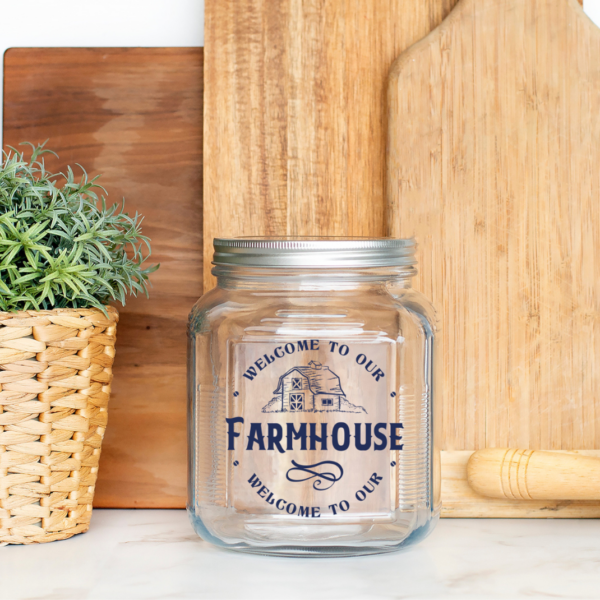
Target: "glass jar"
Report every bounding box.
[188,238,440,557]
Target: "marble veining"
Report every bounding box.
[1,510,600,599]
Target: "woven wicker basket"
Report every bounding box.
[0,306,118,545]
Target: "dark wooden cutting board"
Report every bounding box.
[3,48,203,508]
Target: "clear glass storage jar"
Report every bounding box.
[188,238,440,557]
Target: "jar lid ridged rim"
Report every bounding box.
[212,237,416,268]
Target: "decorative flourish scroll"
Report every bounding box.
[285,460,344,491]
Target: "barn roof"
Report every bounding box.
[274,365,345,396]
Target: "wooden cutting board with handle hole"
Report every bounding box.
[387,0,600,516]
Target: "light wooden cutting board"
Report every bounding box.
[3,48,203,508]
[203,0,460,290]
[388,0,600,516]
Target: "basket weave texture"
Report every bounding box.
[0,306,118,545]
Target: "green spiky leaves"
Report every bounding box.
[0,142,158,313]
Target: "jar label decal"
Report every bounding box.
[227,339,400,519]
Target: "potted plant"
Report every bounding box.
[0,143,157,544]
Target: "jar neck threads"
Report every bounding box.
[213,266,416,291]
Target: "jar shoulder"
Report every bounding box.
[189,285,438,337]
[386,286,439,333]
[188,287,227,334]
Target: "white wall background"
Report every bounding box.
[0,0,598,141]
[586,0,600,24]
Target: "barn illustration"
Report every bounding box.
[262,360,367,413]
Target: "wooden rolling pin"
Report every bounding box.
[467,449,600,500]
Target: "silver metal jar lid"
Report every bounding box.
[212,237,416,268]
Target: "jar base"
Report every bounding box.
[226,544,403,558]
[188,508,438,558]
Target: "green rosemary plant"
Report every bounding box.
[0,142,158,314]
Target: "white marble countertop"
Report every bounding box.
[2,510,600,600]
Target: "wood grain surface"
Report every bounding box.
[389,0,600,515]
[3,48,203,508]
[442,450,600,517]
[203,0,459,290]
[466,448,600,501]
